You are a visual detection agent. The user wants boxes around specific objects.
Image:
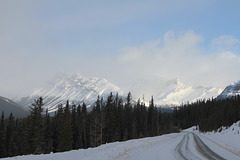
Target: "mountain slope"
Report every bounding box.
[17,74,121,113]
[217,80,240,99]
[133,79,222,106]
[17,75,222,113]
[0,96,29,118]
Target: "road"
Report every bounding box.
[3,131,240,160]
[130,131,239,160]
[175,132,226,160]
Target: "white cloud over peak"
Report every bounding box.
[117,31,240,91]
[1,30,240,99]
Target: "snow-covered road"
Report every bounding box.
[2,123,240,160]
[175,132,226,160]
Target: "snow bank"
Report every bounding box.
[2,133,181,160]
[200,120,240,157]
[183,125,199,132]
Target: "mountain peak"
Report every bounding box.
[168,78,184,87]
[217,81,240,99]
[17,74,121,113]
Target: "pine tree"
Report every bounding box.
[71,103,78,149]
[147,96,155,136]
[124,92,133,140]
[52,104,64,152]
[43,109,52,153]
[90,96,102,147]
[27,97,44,154]
[81,102,89,148]
[60,100,73,152]
[0,112,6,158]
[103,92,116,142]
[75,104,83,148]
[5,113,15,157]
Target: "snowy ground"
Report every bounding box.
[2,121,240,160]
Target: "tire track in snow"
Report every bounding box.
[192,133,226,160]
[174,133,201,160]
[175,132,227,160]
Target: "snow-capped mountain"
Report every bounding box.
[131,78,222,106]
[17,74,121,113]
[217,80,240,99]
[16,74,222,113]
[156,79,222,106]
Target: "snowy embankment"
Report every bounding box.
[2,133,182,160]
[2,121,240,160]
[199,121,240,158]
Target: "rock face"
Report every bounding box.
[0,96,29,118]
[16,74,121,113]
[217,81,240,99]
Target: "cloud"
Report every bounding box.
[1,30,240,99]
[211,35,240,47]
[116,31,240,94]
[219,51,237,59]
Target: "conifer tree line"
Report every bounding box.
[0,92,174,158]
[173,95,240,132]
[0,93,239,158]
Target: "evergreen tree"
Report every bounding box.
[117,98,124,141]
[52,104,64,152]
[103,92,116,142]
[75,104,83,148]
[27,97,44,154]
[43,109,52,153]
[82,102,89,148]
[0,112,5,158]
[5,113,15,157]
[147,96,155,136]
[90,96,102,147]
[60,100,73,152]
[71,103,78,149]
[124,92,133,140]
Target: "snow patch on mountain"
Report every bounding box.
[133,78,222,106]
[16,74,122,113]
[217,80,240,99]
[16,74,222,112]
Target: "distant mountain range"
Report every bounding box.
[0,96,29,118]
[15,74,225,113]
[2,75,239,117]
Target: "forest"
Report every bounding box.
[0,92,239,158]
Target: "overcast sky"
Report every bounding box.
[1,0,240,98]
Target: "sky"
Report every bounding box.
[1,0,240,98]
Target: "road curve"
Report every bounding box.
[175,132,226,160]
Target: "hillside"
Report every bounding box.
[17,74,121,113]
[217,80,240,99]
[0,96,29,118]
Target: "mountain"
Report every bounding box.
[217,80,240,99]
[16,74,222,113]
[17,74,121,113]
[132,79,222,107]
[0,96,29,118]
